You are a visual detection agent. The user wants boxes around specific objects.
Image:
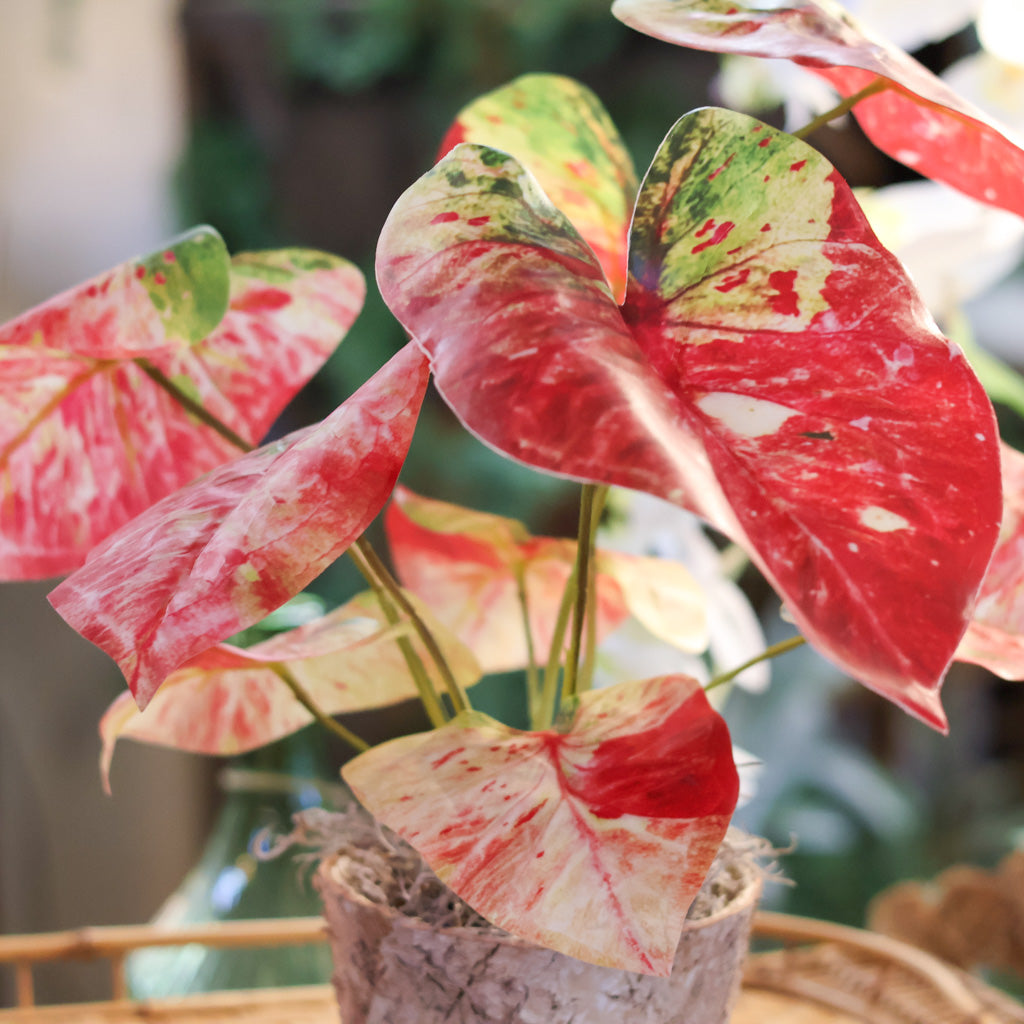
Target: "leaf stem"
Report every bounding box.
[539,571,575,730]
[515,568,543,729]
[135,359,254,453]
[351,538,470,718]
[347,542,447,727]
[705,635,806,692]
[791,79,889,140]
[577,486,607,696]
[270,664,370,752]
[563,484,605,701]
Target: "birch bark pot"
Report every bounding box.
[315,832,762,1024]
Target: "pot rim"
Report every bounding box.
[316,843,763,949]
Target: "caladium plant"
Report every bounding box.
[6,0,1024,980]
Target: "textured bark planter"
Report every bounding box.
[315,829,762,1024]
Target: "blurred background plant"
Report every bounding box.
[4,0,1024,1005]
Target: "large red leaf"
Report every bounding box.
[376,111,1002,730]
[386,486,706,672]
[958,443,1024,680]
[439,73,638,301]
[99,590,481,788]
[610,0,1024,220]
[343,674,738,974]
[0,232,364,580]
[49,343,429,708]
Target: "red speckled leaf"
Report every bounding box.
[625,106,1001,728]
[610,0,1024,220]
[344,674,738,974]
[958,444,1024,679]
[439,73,638,301]
[386,486,706,672]
[377,143,734,525]
[99,590,481,788]
[49,343,429,708]
[1,234,364,580]
[377,113,1002,730]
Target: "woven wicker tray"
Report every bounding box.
[1,912,1020,1023]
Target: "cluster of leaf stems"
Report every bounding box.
[133,80,892,751]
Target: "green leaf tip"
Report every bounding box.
[134,225,231,344]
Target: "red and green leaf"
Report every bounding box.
[49,343,430,708]
[958,443,1024,679]
[344,674,738,975]
[610,0,1024,220]
[377,110,1002,730]
[1,232,364,580]
[386,486,706,672]
[99,590,481,789]
[440,73,638,301]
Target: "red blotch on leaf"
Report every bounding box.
[431,211,461,225]
[692,220,736,254]
[432,746,465,769]
[715,268,751,293]
[566,691,737,820]
[767,269,800,316]
[230,286,293,314]
[707,153,735,181]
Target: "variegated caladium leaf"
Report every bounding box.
[344,674,738,975]
[386,486,707,672]
[610,0,1024,221]
[1,231,365,580]
[99,590,482,789]
[376,110,1002,731]
[49,343,430,709]
[439,73,638,301]
[958,443,1024,680]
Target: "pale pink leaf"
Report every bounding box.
[344,674,738,974]
[1,235,364,579]
[385,487,706,673]
[99,589,482,788]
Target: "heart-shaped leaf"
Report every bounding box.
[439,73,638,301]
[376,109,1002,730]
[1,231,365,579]
[99,589,481,788]
[610,0,1024,220]
[49,343,430,708]
[958,443,1024,679]
[386,486,707,672]
[344,674,738,975]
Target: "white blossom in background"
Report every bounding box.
[596,490,770,694]
[944,0,1024,137]
[977,0,1024,69]
[856,180,1024,322]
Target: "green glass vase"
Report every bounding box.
[126,729,348,997]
